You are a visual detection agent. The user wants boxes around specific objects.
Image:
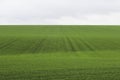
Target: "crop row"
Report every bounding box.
[0,37,120,54]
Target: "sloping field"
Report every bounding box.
[0,25,120,80]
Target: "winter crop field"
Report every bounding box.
[0,25,120,80]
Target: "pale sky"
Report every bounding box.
[0,0,120,25]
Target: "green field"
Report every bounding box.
[0,25,120,80]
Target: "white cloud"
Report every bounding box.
[0,0,120,25]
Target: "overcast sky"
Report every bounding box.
[0,0,120,25]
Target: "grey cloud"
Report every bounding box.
[0,0,120,24]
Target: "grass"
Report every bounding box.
[0,25,120,80]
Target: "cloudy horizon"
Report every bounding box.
[0,0,120,25]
